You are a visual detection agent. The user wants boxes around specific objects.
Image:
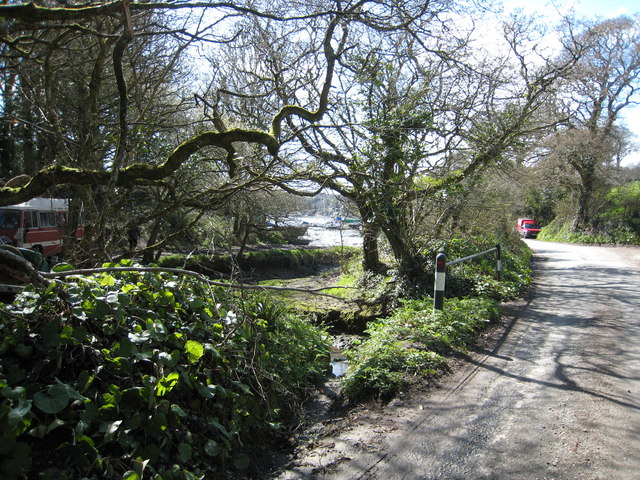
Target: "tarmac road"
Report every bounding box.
[277,241,640,479]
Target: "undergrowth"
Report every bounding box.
[538,218,640,245]
[341,297,500,401]
[0,260,329,479]
[340,233,531,402]
[0,233,534,476]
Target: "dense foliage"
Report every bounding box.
[428,234,532,301]
[538,180,640,245]
[341,297,501,401]
[0,261,329,479]
[339,234,531,401]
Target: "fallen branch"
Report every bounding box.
[0,248,50,287]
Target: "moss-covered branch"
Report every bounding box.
[0,129,279,206]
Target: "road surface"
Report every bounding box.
[276,241,640,479]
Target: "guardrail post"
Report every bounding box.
[496,244,502,280]
[434,252,447,312]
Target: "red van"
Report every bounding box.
[516,218,541,238]
[0,198,83,258]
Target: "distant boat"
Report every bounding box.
[330,217,362,229]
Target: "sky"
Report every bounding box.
[504,0,638,18]
[502,0,640,166]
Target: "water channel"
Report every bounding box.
[294,215,362,248]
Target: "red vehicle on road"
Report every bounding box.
[0,198,83,258]
[516,218,541,238]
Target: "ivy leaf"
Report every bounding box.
[195,381,216,399]
[188,298,204,309]
[48,378,89,403]
[2,441,31,477]
[185,340,204,363]
[41,321,61,348]
[157,351,174,365]
[8,399,32,428]
[178,442,192,462]
[204,439,224,457]
[156,372,179,397]
[209,419,231,439]
[104,419,122,442]
[122,471,140,480]
[171,404,187,418]
[1,386,26,400]
[128,331,151,344]
[52,262,75,272]
[133,458,149,477]
[233,454,250,470]
[105,292,119,304]
[33,383,69,414]
[99,274,116,287]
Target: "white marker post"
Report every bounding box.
[434,252,447,312]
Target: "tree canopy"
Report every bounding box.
[1,1,639,272]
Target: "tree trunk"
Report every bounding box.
[571,161,596,231]
[381,219,427,292]
[572,186,590,231]
[357,203,386,273]
[142,218,163,264]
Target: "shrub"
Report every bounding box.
[341,297,500,401]
[422,233,532,301]
[0,261,329,479]
[538,217,640,245]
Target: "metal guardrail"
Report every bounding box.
[433,244,502,312]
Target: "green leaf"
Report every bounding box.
[184,340,204,363]
[209,419,231,439]
[75,370,96,394]
[188,298,204,309]
[233,454,250,470]
[33,383,69,414]
[178,442,192,462]
[157,351,174,366]
[56,378,89,402]
[1,386,26,400]
[8,400,32,429]
[99,274,116,286]
[52,262,75,272]
[1,441,31,476]
[104,419,122,442]
[122,471,140,480]
[156,372,179,397]
[195,382,216,399]
[105,292,119,304]
[204,439,224,457]
[171,404,187,418]
[41,321,61,348]
[128,331,151,344]
[133,458,149,477]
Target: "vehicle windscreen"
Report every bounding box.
[524,223,539,229]
[0,209,20,229]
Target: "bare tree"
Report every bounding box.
[549,15,640,230]
[282,10,587,287]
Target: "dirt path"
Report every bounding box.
[270,241,640,479]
